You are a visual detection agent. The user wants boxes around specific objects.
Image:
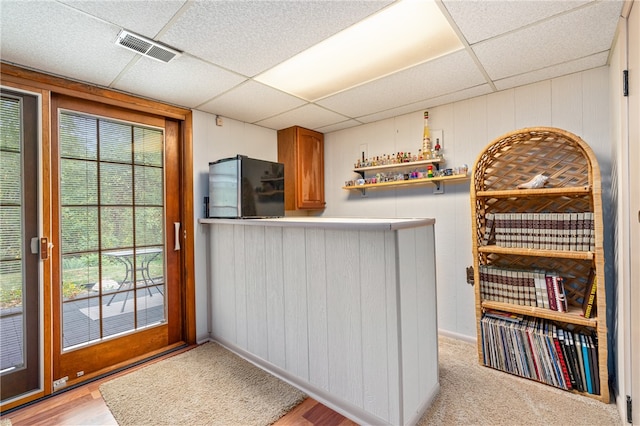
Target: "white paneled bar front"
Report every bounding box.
[200,217,439,425]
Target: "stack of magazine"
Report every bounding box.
[481,311,600,394]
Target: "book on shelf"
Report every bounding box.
[580,334,593,394]
[479,265,569,312]
[582,269,598,318]
[565,331,584,392]
[573,331,587,392]
[587,334,600,395]
[481,212,595,252]
[557,328,577,389]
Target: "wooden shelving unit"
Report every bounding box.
[343,158,469,193]
[470,127,608,403]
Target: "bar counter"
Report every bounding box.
[200,217,439,425]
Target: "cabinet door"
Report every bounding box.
[296,128,325,209]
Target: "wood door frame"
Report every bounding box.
[0,63,195,411]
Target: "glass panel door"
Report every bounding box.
[0,90,40,401]
[51,94,182,387]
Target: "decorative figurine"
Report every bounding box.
[517,174,549,189]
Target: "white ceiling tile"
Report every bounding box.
[158,0,393,77]
[473,1,623,80]
[56,0,187,38]
[316,119,364,134]
[316,50,486,118]
[255,104,351,131]
[357,85,493,124]
[442,0,589,44]
[494,52,609,91]
[114,55,246,108]
[0,1,134,86]
[197,81,306,124]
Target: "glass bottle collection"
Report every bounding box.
[345,111,468,187]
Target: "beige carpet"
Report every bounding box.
[99,342,306,426]
[419,335,622,425]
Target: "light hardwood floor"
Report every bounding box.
[1,347,357,426]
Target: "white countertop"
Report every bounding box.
[199,216,435,231]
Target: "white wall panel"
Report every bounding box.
[359,230,390,420]
[282,227,309,380]
[265,227,286,369]
[515,80,552,127]
[211,223,236,342]
[306,227,329,390]
[326,229,364,406]
[486,89,516,141]
[552,72,583,134]
[244,225,268,359]
[233,224,248,350]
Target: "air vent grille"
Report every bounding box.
[115,30,180,63]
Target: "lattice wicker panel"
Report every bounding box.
[472,128,592,192]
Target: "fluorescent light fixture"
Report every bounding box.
[255,0,463,101]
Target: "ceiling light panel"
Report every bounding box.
[255,0,464,101]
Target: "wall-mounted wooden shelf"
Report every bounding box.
[342,173,469,193]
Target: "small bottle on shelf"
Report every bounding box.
[423,111,432,159]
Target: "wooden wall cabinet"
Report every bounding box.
[277,126,325,210]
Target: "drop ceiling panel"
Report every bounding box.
[255,104,351,131]
[442,0,590,44]
[494,51,609,91]
[316,50,486,118]
[56,0,188,38]
[472,1,623,81]
[197,81,306,124]
[158,0,393,77]
[356,84,493,125]
[0,1,134,87]
[114,55,246,108]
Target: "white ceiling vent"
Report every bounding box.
[115,30,181,63]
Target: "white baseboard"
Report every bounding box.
[438,329,477,344]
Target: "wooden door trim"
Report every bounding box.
[180,112,196,344]
[0,63,189,120]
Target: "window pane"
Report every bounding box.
[61,207,99,254]
[100,121,132,163]
[61,158,98,205]
[0,151,21,203]
[100,163,132,205]
[134,165,163,205]
[61,254,97,301]
[134,127,163,167]
[59,113,97,160]
[63,296,101,348]
[101,252,128,294]
[135,207,163,246]
[0,206,21,260]
[0,96,21,151]
[100,206,133,250]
